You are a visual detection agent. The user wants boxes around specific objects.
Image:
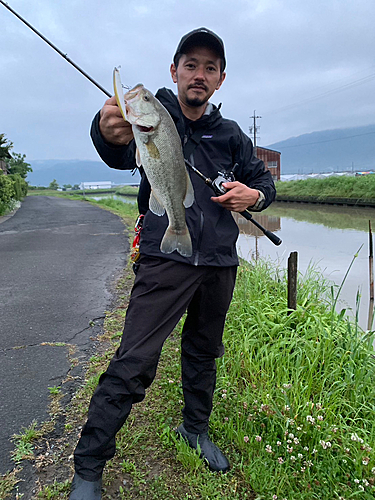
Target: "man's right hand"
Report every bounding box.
[99,96,134,146]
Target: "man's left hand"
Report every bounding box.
[211,181,259,212]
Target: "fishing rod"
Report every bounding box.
[0,0,111,98]
[185,159,282,246]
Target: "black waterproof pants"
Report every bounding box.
[74,255,237,481]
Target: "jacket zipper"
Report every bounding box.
[194,211,204,266]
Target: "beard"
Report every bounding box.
[185,85,209,107]
[185,96,208,107]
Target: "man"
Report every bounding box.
[69,28,276,500]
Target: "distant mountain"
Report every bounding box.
[27,159,140,187]
[27,124,375,184]
[266,124,375,175]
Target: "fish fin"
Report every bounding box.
[149,190,165,216]
[135,147,142,168]
[160,226,192,257]
[183,170,195,208]
[145,140,160,159]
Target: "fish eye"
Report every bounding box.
[143,95,149,101]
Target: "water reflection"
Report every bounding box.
[236,202,375,331]
[85,194,137,204]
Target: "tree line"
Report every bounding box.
[0,133,32,215]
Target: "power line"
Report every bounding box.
[274,130,375,149]
[265,69,375,115]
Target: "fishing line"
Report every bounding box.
[0,0,112,97]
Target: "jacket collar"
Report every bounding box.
[155,87,222,135]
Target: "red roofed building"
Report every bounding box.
[255,146,281,181]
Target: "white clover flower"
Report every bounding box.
[351,433,364,444]
[265,444,273,453]
[297,426,302,431]
[319,440,332,450]
[304,446,309,451]
[277,441,282,446]
[363,479,369,487]
[244,436,249,443]
[362,457,369,465]
[317,415,324,421]
[298,453,303,459]
[354,479,360,484]
[294,438,300,445]
[287,445,293,453]
[289,433,294,439]
[255,435,262,442]
[278,457,284,464]
[290,455,296,461]
[316,403,323,410]
[371,467,375,474]
[312,448,318,454]
[306,415,315,424]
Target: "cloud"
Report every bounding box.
[0,0,374,160]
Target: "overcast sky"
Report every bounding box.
[1,0,374,161]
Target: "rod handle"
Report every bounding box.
[240,210,282,246]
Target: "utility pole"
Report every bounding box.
[249,110,261,148]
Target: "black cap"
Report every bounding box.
[173,27,226,71]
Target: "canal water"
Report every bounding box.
[236,202,375,331]
[86,194,137,204]
[91,194,375,330]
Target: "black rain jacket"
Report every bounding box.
[90,87,276,267]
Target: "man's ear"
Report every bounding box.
[216,71,226,90]
[170,63,178,83]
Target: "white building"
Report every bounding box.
[79,181,113,190]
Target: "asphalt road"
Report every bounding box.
[0,196,128,475]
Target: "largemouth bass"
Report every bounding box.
[113,68,194,257]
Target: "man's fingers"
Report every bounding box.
[104,95,118,106]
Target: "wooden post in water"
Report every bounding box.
[287,251,298,314]
[368,221,374,330]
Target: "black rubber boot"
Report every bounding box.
[69,473,102,500]
[175,424,230,473]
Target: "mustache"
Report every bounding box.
[188,83,208,91]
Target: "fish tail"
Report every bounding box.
[160,226,192,257]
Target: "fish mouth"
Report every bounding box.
[136,125,154,133]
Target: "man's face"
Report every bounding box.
[170,46,226,108]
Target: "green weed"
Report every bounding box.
[48,386,61,396]
[37,480,70,499]
[11,421,42,463]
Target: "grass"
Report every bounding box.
[275,174,375,202]
[36,254,375,498]
[3,193,375,499]
[11,421,43,464]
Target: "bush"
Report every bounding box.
[0,172,28,215]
